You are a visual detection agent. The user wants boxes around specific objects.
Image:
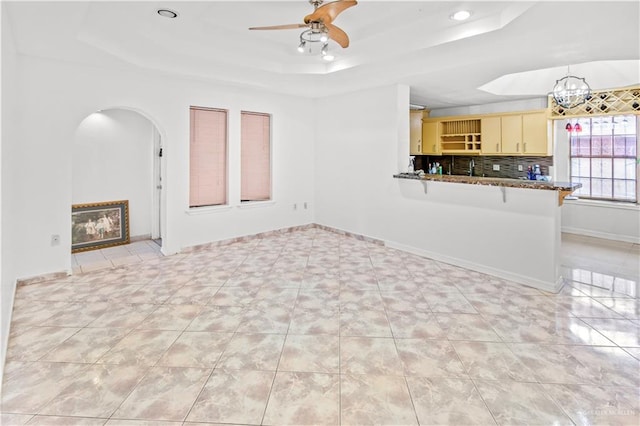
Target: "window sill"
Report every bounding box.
[186,205,234,215]
[564,198,639,211]
[237,200,276,209]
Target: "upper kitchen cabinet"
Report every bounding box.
[500,114,523,154]
[439,118,481,154]
[422,120,441,155]
[521,112,552,155]
[417,109,551,157]
[480,116,501,154]
[481,111,552,156]
[410,110,425,155]
[502,112,551,155]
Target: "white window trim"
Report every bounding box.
[564,197,640,211]
[185,205,234,215]
[237,200,277,209]
[186,200,277,214]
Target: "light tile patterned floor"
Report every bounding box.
[2,228,639,425]
[72,240,163,274]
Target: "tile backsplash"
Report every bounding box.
[414,155,553,179]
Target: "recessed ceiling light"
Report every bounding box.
[157,9,178,19]
[450,10,471,21]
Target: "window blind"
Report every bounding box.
[189,107,227,207]
[241,111,271,201]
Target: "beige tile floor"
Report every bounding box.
[71,240,163,274]
[2,228,639,425]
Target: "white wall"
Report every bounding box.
[1,54,315,373]
[73,109,155,239]
[430,97,548,117]
[314,85,408,235]
[6,54,314,275]
[554,120,640,243]
[314,84,562,291]
[1,5,19,378]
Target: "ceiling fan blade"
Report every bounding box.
[249,23,309,30]
[325,23,350,48]
[304,0,357,25]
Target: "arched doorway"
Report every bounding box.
[72,108,164,269]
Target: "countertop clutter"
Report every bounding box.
[393,172,581,192]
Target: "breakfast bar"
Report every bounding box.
[393,173,581,293]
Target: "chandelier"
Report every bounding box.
[552,69,591,109]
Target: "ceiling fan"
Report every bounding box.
[249,0,358,49]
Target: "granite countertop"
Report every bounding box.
[393,172,581,192]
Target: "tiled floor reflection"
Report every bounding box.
[2,229,639,425]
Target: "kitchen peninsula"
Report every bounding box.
[393,173,581,293]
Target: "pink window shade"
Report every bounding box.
[241,111,271,201]
[189,107,227,207]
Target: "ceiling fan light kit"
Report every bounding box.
[249,0,357,60]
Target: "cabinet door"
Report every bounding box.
[422,121,440,155]
[501,115,522,154]
[481,117,501,154]
[522,112,551,155]
[409,111,423,155]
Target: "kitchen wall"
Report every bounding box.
[415,155,553,179]
[430,98,548,117]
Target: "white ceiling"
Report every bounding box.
[4,0,640,109]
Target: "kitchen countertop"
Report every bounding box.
[393,172,581,192]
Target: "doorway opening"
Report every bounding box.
[71,108,165,273]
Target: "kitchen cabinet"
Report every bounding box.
[502,113,551,155]
[522,112,551,155]
[410,110,424,155]
[501,115,523,154]
[422,120,441,155]
[419,109,551,157]
[480,116,501,154]
[437,118,481,154]
[480,112,551,156]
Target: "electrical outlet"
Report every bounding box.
[493,164,500,171]
[293,203,297,210]
[518,165,523,172]
[51,234,60,246]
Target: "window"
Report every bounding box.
[189,106,227,207]
[570,114,637,202]
[241,111,271,202]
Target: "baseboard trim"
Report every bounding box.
[385,240,564,294]
[17,270,71,287]
[313,224,385,246]
[181,224,316,253]
[562,227,640,244]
